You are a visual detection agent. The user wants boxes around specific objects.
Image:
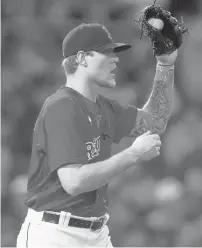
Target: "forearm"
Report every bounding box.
[76,147,138,194]
[142,63,174,132]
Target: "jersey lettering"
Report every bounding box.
[86,136,101,161]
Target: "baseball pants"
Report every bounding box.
[16,208,113,247]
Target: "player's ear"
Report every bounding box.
[76,51,87,67]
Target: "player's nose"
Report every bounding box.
[111,54,119,64]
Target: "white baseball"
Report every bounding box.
[148,18,164,30]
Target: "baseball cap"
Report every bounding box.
[62,23,132,58]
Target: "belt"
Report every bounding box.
[42,211,109,231]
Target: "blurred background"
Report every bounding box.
[1,0,202,246]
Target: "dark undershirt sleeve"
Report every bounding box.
[44,99,87,172]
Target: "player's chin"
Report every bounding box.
[107,78,116,88]
[96,77,116,88]
[104,74,116,88]
[102,79,116,88]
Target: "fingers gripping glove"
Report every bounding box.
[135,5,187,56]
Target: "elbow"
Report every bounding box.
[59,175,83,196]
[67,188,81,197]
[62,182,82,196]
[57,165,84,196]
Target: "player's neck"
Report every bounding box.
[65,75,97,103]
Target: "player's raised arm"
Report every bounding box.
[129,5,187,137]
[129,52,176,137]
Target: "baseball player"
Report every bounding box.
[16,6,186,247]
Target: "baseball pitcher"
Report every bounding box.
[17,3,186,247]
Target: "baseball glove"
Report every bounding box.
[135,4,187,56]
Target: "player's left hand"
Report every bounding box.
[156,49,178,66]
[134,4,187,59]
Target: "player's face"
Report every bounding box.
[86,51,119,88]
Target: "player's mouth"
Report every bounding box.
[110,67,117,75]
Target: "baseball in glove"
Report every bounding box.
[134,1,188,56]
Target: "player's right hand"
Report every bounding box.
[131,131,161,161]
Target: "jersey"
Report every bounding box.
[25,85,137,217]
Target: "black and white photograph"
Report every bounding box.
[1,0,202,247]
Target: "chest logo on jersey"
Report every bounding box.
[86,136,101,161]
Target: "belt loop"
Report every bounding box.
[26,208,44,223]
[59,211,71,226]
[104,213,109,224]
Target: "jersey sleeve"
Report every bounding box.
[44,98,87,173]
[98,95,138,144]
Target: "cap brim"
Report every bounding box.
[113,43,132,53]
[95,42,132,53]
